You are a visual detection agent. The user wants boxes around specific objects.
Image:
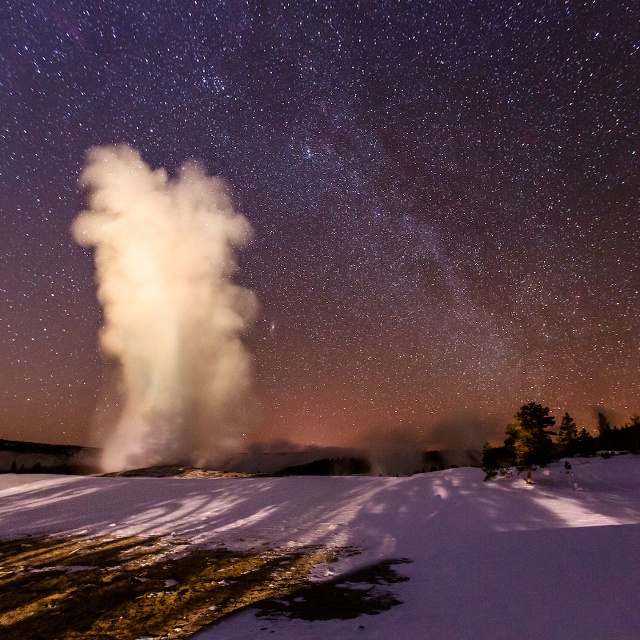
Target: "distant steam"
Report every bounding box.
[72,144,258,472]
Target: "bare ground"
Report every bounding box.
[0,534,407,639]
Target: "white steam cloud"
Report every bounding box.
[72,144,258,472]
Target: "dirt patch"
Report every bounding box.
[254,558,412,621]
[0,535,338,639]
[98,466,258,478]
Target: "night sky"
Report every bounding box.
[2,0,638,452]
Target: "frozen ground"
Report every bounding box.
[1,455,639,639]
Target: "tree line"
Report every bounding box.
[482,402,640,483]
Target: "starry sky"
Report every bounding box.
[1,0,638,451]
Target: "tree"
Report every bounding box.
[576,427,596,457]
[614,414,640,452]
[481,441,512,480]
[597,412,613,449]
[558,412,579,457]
[504,402,556,484]
[628,415,640,452]
[481,442,499,480]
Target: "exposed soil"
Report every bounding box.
[254,558,412,621]
[0,535,337,639]
[98,466,258,479]
[0,532,410,638]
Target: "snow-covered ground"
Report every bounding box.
[1,455,639,639]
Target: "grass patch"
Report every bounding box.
[0,535,338,639]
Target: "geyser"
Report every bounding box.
[72,144,258,472]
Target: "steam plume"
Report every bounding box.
[72,144,258,471]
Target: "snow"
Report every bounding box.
[1,455,640,639]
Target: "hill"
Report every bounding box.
[0,438,101,474]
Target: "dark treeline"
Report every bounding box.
[482,403,640,483]
[0,438,92,456]
[275,456,371,476]
[7,460,94,475]
[595,412,640,452]
[0,438,100,475]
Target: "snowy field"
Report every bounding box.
[1,455,639,639]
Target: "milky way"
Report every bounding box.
[1,1,638,451]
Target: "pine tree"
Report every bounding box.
[558,412,579,457]
[504,402,556,484]
[576,427,596,457]
[629,415,640,452]
[597,412,612,449]
[481,442,499,480]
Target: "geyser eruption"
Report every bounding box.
[72,144,258,472]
